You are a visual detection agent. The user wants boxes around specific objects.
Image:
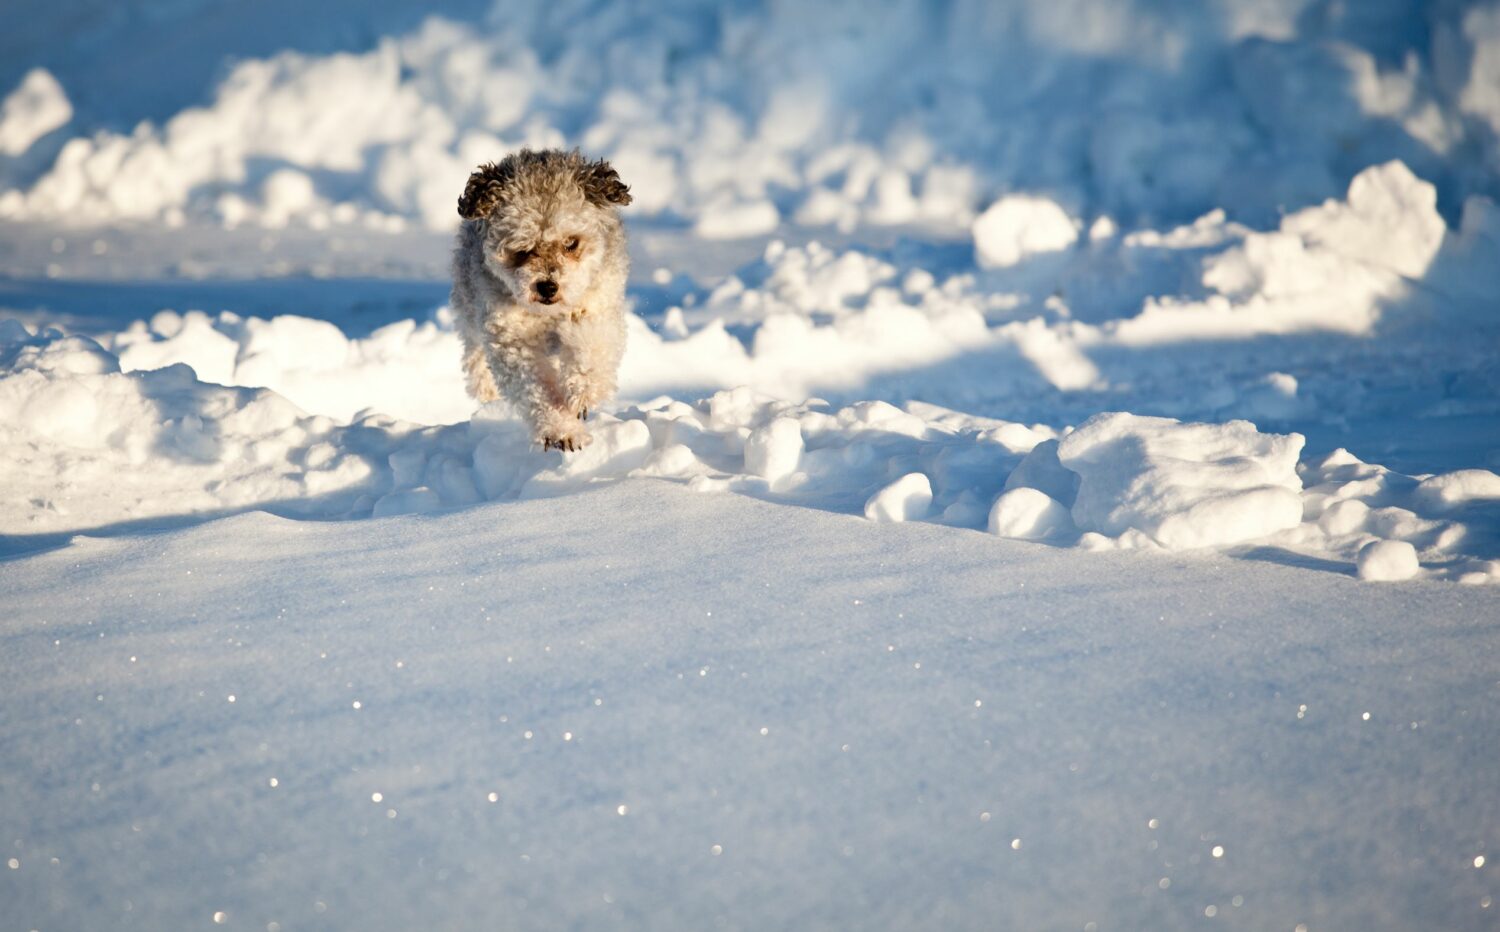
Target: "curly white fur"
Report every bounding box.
[450,149,631,451]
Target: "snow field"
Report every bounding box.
[4,479,1497,932]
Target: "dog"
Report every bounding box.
[451,148,632,451]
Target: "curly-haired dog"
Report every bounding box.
[451,148,632,451]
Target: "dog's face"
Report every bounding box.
[458,150,632,310]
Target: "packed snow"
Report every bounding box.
[3,1,1499,930]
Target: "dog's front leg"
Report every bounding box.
[461,333,500,403]
[485,339,591,453]
[557,311,620,423]
[531,361,593,452]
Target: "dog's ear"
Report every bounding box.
[579,157,632,208]
[457,161,513,220]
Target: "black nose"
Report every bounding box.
[535,280,558,300]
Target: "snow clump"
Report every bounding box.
[0,69,71,158]
[1356,540,1421,582]
[987,487,1075,541]
[864,473,934,523]
[1057,413,1305,550]
[971,195,1079,268]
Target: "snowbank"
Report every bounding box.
[3,1,1498,233]
[4,322,1495,583]
[4,157,1492,581]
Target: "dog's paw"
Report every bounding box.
[543,436,583,453]
[535,406,593,453]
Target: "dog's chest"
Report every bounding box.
[487,303,577,356]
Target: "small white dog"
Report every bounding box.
[451,148,632,451]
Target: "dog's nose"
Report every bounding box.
[535,280,558,301]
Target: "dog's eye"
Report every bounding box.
[510,249,531,264]
[565,237,580,252]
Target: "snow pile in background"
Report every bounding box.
[0,68,70,158]
[972,195,1079,269]
[4,322,1496,583]
[3,0,1500,232]
[108,307,466,424]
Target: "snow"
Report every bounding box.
[1058,413,1305,551]
[1357,539,1422,582]
[5,318,1494,583]
[1415,469,1500,514]
[987,486,1074,541]
[863,472,934,524]
[971,194,1079,268]
[3,1,1500,928]
[0,68,71,158]
[5,1,1500,234]
[4,480,1500,931]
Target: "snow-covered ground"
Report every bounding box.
[3,1,1500,929]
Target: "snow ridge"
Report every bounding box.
[4,322,1495,583]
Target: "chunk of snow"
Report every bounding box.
[1356,540,1420,582]
[694,199,780,240]
[0,69,72,157]
[972,195,1078,268]
[864,473,933,523]
[988,488,1075,540]
[1281,161,1446,279]
[1413,469,1500,514]
[1057,413,1305,550]
[1003,439,1080,508]
[744,417,803,485]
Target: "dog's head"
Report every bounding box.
[458,149,631,309]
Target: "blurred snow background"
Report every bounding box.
[4,0,1500,233]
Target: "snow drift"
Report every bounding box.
[4,320,1496,583]
[3,0,1500,234]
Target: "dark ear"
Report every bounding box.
[580,157,632,207]
[457,161,513,220]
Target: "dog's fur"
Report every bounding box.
[451,149,631,451]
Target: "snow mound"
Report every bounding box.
[1057,413,1305,550]
[6,323,1496,583]
[1356,539,1421,582]
[1121,162,1452,343]
[109,308,469,424]
[4,2,1499,232]
[972,195,1079,268]
[864,473,933,524]
[1414,469,1500,514]
[0,69,71,158]
[987,487,1074,540]
[1292,450,1499,584]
